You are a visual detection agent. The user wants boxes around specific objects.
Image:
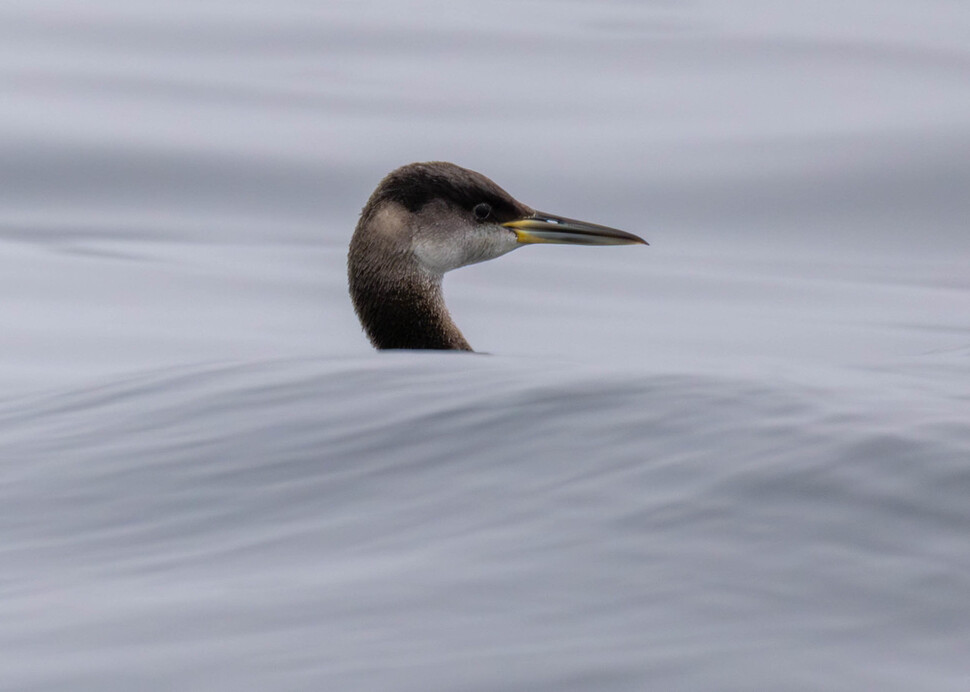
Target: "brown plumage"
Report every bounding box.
[348,162,647,351]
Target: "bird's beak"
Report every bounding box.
[502,211,648,246]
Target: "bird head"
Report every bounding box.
[356,161,647,278]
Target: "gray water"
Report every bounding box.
[2,1,970,690]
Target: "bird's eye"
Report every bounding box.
[472,203,492,221]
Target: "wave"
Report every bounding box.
[2,355,967,689]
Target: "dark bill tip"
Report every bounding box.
[502,211,648,246]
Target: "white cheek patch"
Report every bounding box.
[467,226,520,266]
[412,236,466,275]
[414,224,520,275]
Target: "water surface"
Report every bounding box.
[2,1,969,690]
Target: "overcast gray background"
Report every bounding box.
[1,2,969,690]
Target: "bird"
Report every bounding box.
[348,161,647,351]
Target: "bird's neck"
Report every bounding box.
[349,269,472,351]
